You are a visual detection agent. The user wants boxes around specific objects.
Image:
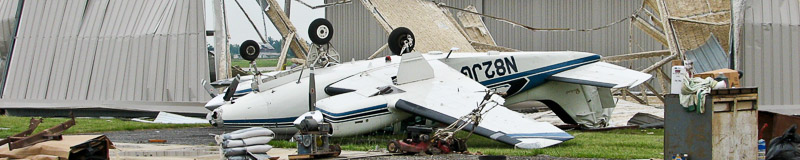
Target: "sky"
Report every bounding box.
[204,0,326,45]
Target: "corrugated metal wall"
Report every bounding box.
[740,0,800,105]
[327,0,665,71]
[1,0,209,103]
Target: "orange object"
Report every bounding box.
[694,68,741,87]
[148,139,167,143]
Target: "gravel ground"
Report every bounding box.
[96,127,235,145]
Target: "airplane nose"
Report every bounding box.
[207,109,223,127]
[205,95,225,110]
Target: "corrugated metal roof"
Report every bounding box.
[1,0,210,104]
[684,34,729,73]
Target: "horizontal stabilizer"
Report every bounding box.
[549,62,651,89]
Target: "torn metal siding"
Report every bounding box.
[0,0,22,96]
[2,0,209,104]
[684,34,729,73]
[740,0,800,105]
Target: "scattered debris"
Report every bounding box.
[1,115,75,150]
[131,111,207,124]
[1,135,113,159]
[766,125,800,160]
[148,139,167,143]
[627,113,665,128]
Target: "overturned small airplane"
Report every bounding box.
[204,19,651,149]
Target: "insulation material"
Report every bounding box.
[661,0,732,52]
[1,0,209,103]
[367,0,476,53]
[671,19,731,51]
[456,5,497,46]
[663,0,730,18]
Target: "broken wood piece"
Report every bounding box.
[602,50,670,62]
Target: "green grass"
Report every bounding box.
[269,129,664,159]
[231,59,293,68]
[0,116,209,138]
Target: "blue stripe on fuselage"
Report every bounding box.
[317,104,388,117]
[223,117,297,124]
[234,88,253,94]
[478,55,600,93]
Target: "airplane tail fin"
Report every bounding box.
[395,52,434,85]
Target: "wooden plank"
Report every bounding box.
[632,16,668,46]
[623,89,647,104]
[601,50,670,62]
[641,54,676,73]
[264,0,307,59]
[276,32,295,71]
[470,42,519,52]
[367,43,388,60]
[643,82,665,103]
[358,0,392,33]
[655,0,682,59]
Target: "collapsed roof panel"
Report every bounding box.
[363,0,476,52]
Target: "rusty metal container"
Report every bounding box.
[664,87,758,160]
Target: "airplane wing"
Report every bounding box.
[390,53,573,149]
[548,62,652,89]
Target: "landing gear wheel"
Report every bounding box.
[387,141,400,153]
[309,18,334,45]
[240,40,260,61]
[387,27,414,55]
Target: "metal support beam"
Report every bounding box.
[8,116,75,150]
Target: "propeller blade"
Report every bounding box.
[223,77,240,101]
[308,68,317,111]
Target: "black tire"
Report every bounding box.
[240,40,260,61]
[387,27,414,55]
[308,18,334,45]
[387,141,400,153]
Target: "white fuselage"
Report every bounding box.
[208,51,600,136]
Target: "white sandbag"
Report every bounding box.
[223,128,274,140]
[223,137,273,148]
[225,155,248,160]
[223,145,273,156]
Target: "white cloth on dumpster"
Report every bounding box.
[680,77,719,114]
